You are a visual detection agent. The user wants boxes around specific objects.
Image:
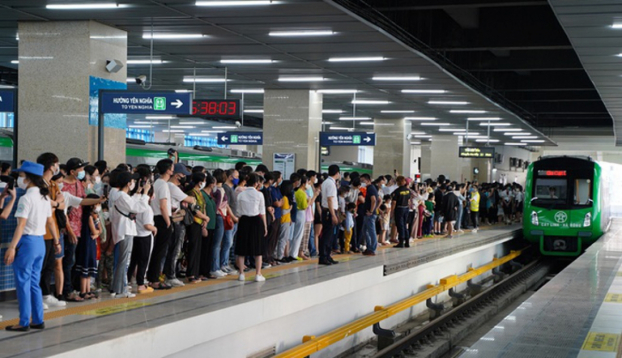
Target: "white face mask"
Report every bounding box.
[314,178,318,184]
[361,182,367,188]
[95,176,102,184]
[129,181,135,191]
[58,182,64,190]
[17,177,28,190]
[199,182,206,190]
[53,165,60,176]
[95,206,101,213]
[100,211,110,222]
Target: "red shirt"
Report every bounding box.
[62,180,86,236]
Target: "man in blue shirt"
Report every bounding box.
[361,174,378,255]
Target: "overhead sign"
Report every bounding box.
[320,132,376,146]
[217,131,263,145]
[100,91,192,114]
[188,99,241,120]
[0,90,15,113]
[459,146,495,158]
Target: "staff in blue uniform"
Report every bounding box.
[4,161,59,332]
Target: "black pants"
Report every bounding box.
[200,230,213,277]
[128,235,152,286]
[471,211,479,229]
[265,220,280,263]
[186,223,203,279]
[354,214,365,251]
[40,240,56,296]
[395,207,410,246]
[62,238,77,295]
[147,216,173,283]
[320,209,336,261]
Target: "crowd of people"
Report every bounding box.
[0,150,525,332]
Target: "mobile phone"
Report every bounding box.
[0,175,14,190]
[7,180,13,190]
[140,179,146,187]
[103,184,109,198]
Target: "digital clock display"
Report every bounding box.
[190,99,241,119]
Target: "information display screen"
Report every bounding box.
[189,99,241,119]
[537,170,567,177]
[459,146,495,158]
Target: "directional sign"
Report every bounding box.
[459,146,495,158]
[217,131,263,145]
[0,90,15,113]
[320,132,376,146]
[100,91,192,114]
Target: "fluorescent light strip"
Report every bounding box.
[196,1,278,6]
[330,127,352,131]
[244,109,263,113]
[127,59,163,64]
[230,89,264,93]
[409,132,427,135]
[402,89,446,94]
[373,76,421,81]
[453,132,480,136]
[146,116,175,120]
[504,143,523,146]
[438,128,463,132]
[504,132,531,136]
[493,128,522,132]
[414,135,432,138]
[269,30,335,37]
[213,126,237,129]
[329,56,385,62]
[175,89,194,93]
[279,76,325,82]
[467,117,501,121]
[450,110,487,114]
[317,89,358,94]
[421,122,450,126]
[612,23,622,29]
[512,136,538,139]
[129,125,152,128]
[382,110,414,113]
[170,126,195,129]
[352,100,389,105]
[521,140,545,143]
[322,109,343,113]
[476,139,499,143]
[428,101,468,105]
[133,121,153,125]
[179,121,206,125]
[46,3,124,9]
[10,60,18,64]
[339,117,371,121]
[405,117,436,121]
[188,133,214,137]
[479,122,511,126]
[163,130,184,133]
[220,59,274,64]
[183,77,229,83]
[143,34,206,39]
[360,122,394,126]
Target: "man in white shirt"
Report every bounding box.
[148,159,175,290]
[319,165,340,266]
[164,163,195,287]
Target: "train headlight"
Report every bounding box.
[531,211,539,226]
[583,212,591,227]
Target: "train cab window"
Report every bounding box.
[533,178,567,206]
[573,179,593,207]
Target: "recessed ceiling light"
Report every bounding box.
[269,30,335,37]
[163,129,185,133]
[476,139,499,143]
[213,126,237,129]
[196,1,279,6]
[230,89,264,93]
[10,60,18,64]
[405,117,436,121]
[493,128,522,132]
[170,125,195,129]
[330,126,353,131]
[373,76,421,81]
[183,77,229,83]
[322,109,343,113]
[278,76,325,82]
[382,110,414,113]
[46,3,125,9]
[479,122,511,126]
[428,101,468,105]
[244,109,263,113]
[421,122,451,126]
[504,143,523,146]
[512,136,538,139]
[220,59,274,64]
[402,89,446,94]
[317,89,358,94]
[127,59,163,64]
[339,117,371,121]
[450,110,487,114]
[521,139,545,143]
[503,132,531,136]
[175,89,194,93]
[467,117,501,121]
[143,34,207,39]
[352,100,389,105]
[179,121,206,125]
[328,56,386,62]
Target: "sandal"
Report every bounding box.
[150,283,172,290]
[79,292,92,300]
[64,292,84,302]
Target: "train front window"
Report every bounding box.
[573,179,593,207]
[533,178,567,206]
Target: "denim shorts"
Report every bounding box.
[54,234,65,259]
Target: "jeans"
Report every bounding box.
[164,221,186,280]
[394,207,409,245]
[62,237,77,295]
[289,211,305,258]
[14,235,45,327]
[363,214,378,253]
[319,209,336,262]
[455,205,463,231]
[308,225,317,256]
[276,222,291,259]
[221,223,237,269]
[210,216,224,273]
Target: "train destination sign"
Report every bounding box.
[459,146,495,158]
[320,132,376,146]
[0,90,15,113]
[217,132,263,145]
[100,91,192,114]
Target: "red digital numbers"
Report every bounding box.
[191,100,239,118]
[538,170,567,177]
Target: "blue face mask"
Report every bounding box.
[77,171,86,180]
[232,178,240,186]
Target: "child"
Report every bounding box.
[344,203,355,254]
[423,193,435,237]
[378,195,391,245]
[75,193,101,300]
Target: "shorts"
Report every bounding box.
[515,202,523,212]
[434,212,443,223]
[55,234,65,259]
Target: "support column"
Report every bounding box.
[262,89,322,171]
[373,118,409,178]
[429,135,474,182]
[18,21,127,164]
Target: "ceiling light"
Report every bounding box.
[230,88,264,93]
[322,109,343,113]
[521,140,545,143]
[421,122,450,126]
[410,141,422,145]
[10,60,18,64]
[428,101,468,105]
[269,30,335,37]
[127,59,163,64]
[352,100,389,105]
[512,136,537,139]
[183,77,229,83]
[414,135,432,138]
[467,117,501,121]
[278,76,325,82]
[163,130,184,133]
[504,143,523,146]
[402,89,446,94]
[201,130,226,133]
[450,110,487,114]
[126,78,134,82]
[317,89,358,94]
[330,126,353,131]
[188,133,214,137]
[133,122,153,125]
[438,128,463,132]
[196,1,278,6]
[46,3,125,9]
[244,109,263,113]
[143,34,206,39]
[382,110,414,113]
[179,121,205,125]
[479,122,511,126]
[129,125,152,128]
[493,128,522,132]
[374,76,421,81]
[329,56,386,62]
[213,126,237,129]
[360,122,374,125]
[409,132,427,135]
[360,122,394,126]
[339,117,371,121]
[175,89,194,93]
[405,117,436,121]
[453,132,480,136]
[146,116,176,120]
[220,59,274,64]
[504,132,531,136]
[612,23,622,29]
[476,139,499,143]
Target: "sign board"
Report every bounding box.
[273,153,295,179]
[319,132,376,146]
[100,91,192,114]
[0,90,15,113]
[459,146,495,158]
[187,99,241,120]
[217,131,263,145]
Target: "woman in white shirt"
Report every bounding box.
[234,173,267,283]
[4,161,58,332]
[109,170,150,298]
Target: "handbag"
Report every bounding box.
[223,210,234,230]
[55,209,67,230]
[182,209,194,226]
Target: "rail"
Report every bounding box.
[274,250,523,358]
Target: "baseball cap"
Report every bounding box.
[15,161,44,177]
[66,158,89,172]
[173,163,191,176]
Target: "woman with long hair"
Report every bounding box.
[235,173,267,282]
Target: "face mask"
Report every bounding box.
[94,206,101,213]
[232,178,240,186]
[53,165,60,176]
[129,181,135,191]
[361,183,367,188]
[77,171,86,180]
[17,177,28,190]
[58,182,64,190]
[314,178,318,184]
[95,176,102,184]
[178,175,186,184]
[381,184,386,188]
[199,182,206,190]
[100,211,110,222]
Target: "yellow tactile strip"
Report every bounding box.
[0,225,492,329]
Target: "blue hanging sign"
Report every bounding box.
[217,132,263,145]
[320,132,376,146]
[0,90,15,113]
[100,91,192,114]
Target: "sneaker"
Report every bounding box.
[43,303,49,310]
[472,229,478,233]
[114,292,136,299]
[165,278,185,287]
[221,266,232,273]
[210,270,227,278]
[43,295,66,308]
[255,275,266,282]
[261,263,272,269]
[238,274,245,282]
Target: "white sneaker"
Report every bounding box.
[43,303,49,310]
[221,266,231,273]
[472,229,478,233]
[113,292,136,299]
[43,295,66,308]
[255,274,266,282]
[210,270,226,278]
[165,278,185,287]
[238,274,245,282]
[223,266,238,275]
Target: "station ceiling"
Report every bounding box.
[0,0,602,146]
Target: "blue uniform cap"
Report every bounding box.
[15,161,44,177]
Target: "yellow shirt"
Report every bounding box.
[281,196,291,224]
[470,192,480,212]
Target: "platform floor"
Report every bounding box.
[0,224,520,358]
[462,219,622,358]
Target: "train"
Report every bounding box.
[523,156,622,257]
